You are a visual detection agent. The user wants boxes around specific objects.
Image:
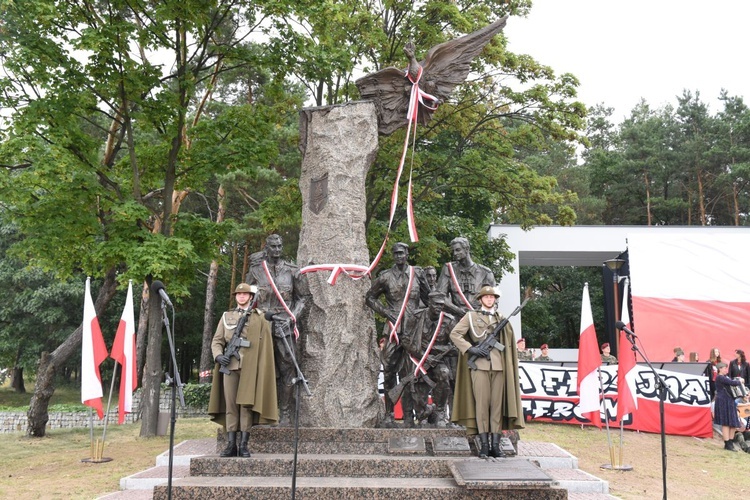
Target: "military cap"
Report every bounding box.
[475,285,501,300]
[233,283,258,295]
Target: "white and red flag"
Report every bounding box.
[577,283,602,428]
[81,277,108,419]
[628,232,750,360]
[110,281,137,424]
[616,277,638,423]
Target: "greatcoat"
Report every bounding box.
[208,309,278,427]
[450,310,525,435]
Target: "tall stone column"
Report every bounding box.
[296,101,382,427]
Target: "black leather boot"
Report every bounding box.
[478,433,489,458]
[220,431,237,457]
[238,432,251,458]
[490,433,505,458]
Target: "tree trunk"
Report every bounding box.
[200,259,219,384]
[10,366,25,393]
[644,171,652,226]
[26,269,118,437]
[136,281,150,384]
[139,287,165,437]
[199,183,226,384]
[697,171,706,225]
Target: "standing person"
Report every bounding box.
[245,234,308,426]
[450,286,524,458]
[706,347,722,400]
[671,347,685,362]
[401,291,457,427]
[729,349,750,387]
[714,362,743,451]
[365,242,431,426]
[536,344,553,361]
[517,338,533,361]
[600,343,617,364]
[208,284,277,457]
[436,237,495,317]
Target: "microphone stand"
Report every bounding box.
[160,300,185,500]
[623,331,675,500]
[275,320,312,500]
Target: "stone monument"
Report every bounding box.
[296,102,382,427]
[295,16,510,428]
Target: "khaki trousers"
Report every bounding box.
[470,369,505,433]
[223,370,253,431]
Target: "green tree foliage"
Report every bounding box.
[520,266,606,349]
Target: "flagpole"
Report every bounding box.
[101,361,120,450]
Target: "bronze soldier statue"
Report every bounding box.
[245,234,308,426]
[436,237,496,317]
[401,291,457,427]
[424,265,438,292]
[365,242,431,426]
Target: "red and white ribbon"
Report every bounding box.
[300,65,440,285]
[447,262,474,311]
[386,266,415,344]
[413,311,445,376]
[409,354,428,376]
[261,260,300,340]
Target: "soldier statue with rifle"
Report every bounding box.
[396,291,457,427]
[208,283,278,458]
[365,242,431,426]
[450,285,525,459]
[245,234,308,427]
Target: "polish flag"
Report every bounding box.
[628,232,750,361]
[577,283,602,428]
[110,281,137,424]
[81,277,108,419]
[616,277,638,423]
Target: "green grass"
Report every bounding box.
[0,383,118,411]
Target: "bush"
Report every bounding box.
[181,383,211,409]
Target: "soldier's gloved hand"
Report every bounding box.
[467,345,490,358]
[215,354,231,366]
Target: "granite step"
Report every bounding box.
[152,475,569,500]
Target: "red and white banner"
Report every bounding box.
[628,232,750,361]
[110,281,137,424]
[576,283,601,428]
[81,277,108,419]
[520,362,712,438]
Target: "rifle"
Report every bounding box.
[467,296,530,370]
[219,311,251,375]
[387,345,456,403]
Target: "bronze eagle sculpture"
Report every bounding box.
[355,16,508,136]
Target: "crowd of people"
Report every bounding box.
[705,347,750,452]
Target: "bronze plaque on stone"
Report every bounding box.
[388,436,425,454]
[309,173,328,214]
[433,436,471,454]
[451,459,554,489]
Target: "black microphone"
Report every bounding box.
[151,280,173,308]
[615,321,637,338]
[264,311,275,321]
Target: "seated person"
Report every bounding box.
[535,344,553,361]
[600,342,617,364]
[517,338,533,361]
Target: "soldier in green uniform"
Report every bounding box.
[517,338,533,361]
[208,283,278,457]
[600,342,618,364]
[450,286,524,458]
[535,344,553,361]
